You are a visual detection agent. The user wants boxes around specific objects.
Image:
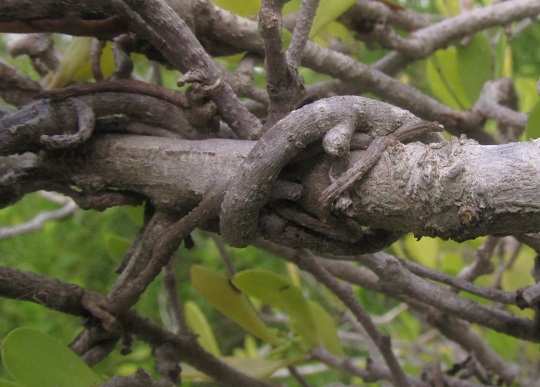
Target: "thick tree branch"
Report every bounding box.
[4,96,540,244]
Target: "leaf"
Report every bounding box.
[309,301,344,357]
[404,234,439,269]
[191,266,280,346]
[232,270,319,349]
[434,0,460,15]
[493,29,507,79]
[42,37,92,89]
[211,0,260,17]
[106,234,131,260]
[457,32,492,104]
[0,380,23,387]
[525,100,540,140]
[310,0,356,38]
[42,38,117,89]
[427,48,470,109]
[515,77,540,113]
[181,357,302,381]
[1,327,104,387]
[184,301,222,357]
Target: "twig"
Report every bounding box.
[90,38,106,81]
[474,79,528,135]
[490,237,522,290]
[291,250,411,387]
[398,257,516,305]
[111,0,263,139]
[0,59,42,107]
[357,252,537,341]
[209,233,236,277]
[0,194,77,240]
[37,78,190,108]
[458,236,499,283]
[163,259,189,333]
[374,0,540,75]
[0,265,272,387]
[259,0,304,127]
[108,182,226,313]
[286,0,320,71]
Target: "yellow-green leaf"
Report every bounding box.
[1,328,104,387]
[525,100,540,140]
[184,301,222,357]
[42,37,92,89]
[309,301,344,357]
[211,0,260,17]
[404,234,439,269]
[516,77,540,114]
[232,270,319,349]
[182,357,302,381]
[434,0,460,15]
[310,0,356,38]
[191,266,280,346]
[42,38,117,89]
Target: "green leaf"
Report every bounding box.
[0,380,23,387]
[457,32,492,104]
[232,270,319,349]
[309,301,344,357]
[427,48,471,109]
[182,357,302,381]
[310,0,356,38]
[1,327,105,387]
[191,266,280,346]
[184,301,222,357]
[404,234,439,269]
[525,100,540,140]
[515,77,540,113]
[105,234,131,260]
[211,0,260,17]
[484,330,520,361]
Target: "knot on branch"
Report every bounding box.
[220,96,442,252]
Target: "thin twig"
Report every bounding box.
[163,259,189,333]
[209,233,236,277]
[291,250,411,387]
[286,0,320,71]
[0,194,77,240]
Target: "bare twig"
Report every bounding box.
[209,233,236,277]
[291,250,411,387]
[458,236,499,283]
[374,0,540,75]
[286,0,320,71]
[162,259,188,333]
[0,193,77,240]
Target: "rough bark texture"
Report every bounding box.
[2,0,540,385]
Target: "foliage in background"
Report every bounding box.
[1,0,540,385]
